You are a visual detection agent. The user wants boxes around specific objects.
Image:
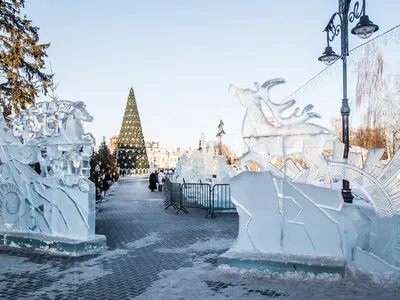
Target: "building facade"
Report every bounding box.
[109,135,118,153]
[146,141,181,170]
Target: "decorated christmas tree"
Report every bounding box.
[117,88,149,174]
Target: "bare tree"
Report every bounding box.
[212,142,232,161]
[354,43,384,127]
[353,42,400,157]
[351,127,388,159]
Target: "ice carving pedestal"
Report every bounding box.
[218,171,347,275]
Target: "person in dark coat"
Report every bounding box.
[149,172,157,192]
[103,170,111,195]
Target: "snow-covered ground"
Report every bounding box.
[0,178,398,299]
[136,236,400,300]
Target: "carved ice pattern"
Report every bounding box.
[0,100,96,240]
[229,78,336,186]
[175,133,238,184]
[225,78,400,273]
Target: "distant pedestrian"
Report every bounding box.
[149,172,157,192]
[103,169,111,195]
[158,171,165,192]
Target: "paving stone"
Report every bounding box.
[0,178,399,299]
[0,178,236,299]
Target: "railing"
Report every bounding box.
[210,184,236,216]
[164,178,236,217]
[119,168,150,176]
[164,179,186,213]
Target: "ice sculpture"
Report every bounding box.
[229,78,335,185]
[225,172,346,258]
[175,133,216,184]
[175,135,238,184]
[216,156,236,183]
[220,78,400,275]
[0,100,105,255]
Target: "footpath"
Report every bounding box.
[0,178,398,299]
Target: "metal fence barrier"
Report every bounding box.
[210,184,236,217]
[182,182,212,217]
[164,178,236,217]
[164,179,186,213]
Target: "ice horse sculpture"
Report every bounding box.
[0,100,106,255]
[219,78,400,275]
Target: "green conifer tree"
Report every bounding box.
[0,0,52,115]
[98,136,114,169]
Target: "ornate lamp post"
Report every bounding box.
[318,0,379,203]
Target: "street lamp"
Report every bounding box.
[318,0,379,203]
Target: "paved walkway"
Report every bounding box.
[0,178,399,299]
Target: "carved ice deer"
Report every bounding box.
[229,78,335,185]
[254,79,322,126]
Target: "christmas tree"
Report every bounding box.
[117,88,149,174]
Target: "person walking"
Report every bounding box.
[157,170,165,192]
[149,172,157,192]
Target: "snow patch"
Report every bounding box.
[134,256,400,300]
[156,238,234,254]
[0,244,131,298]
[124,232,162,249]
[346,264,400,287]
[133,259,221,300]
[217,264,342,282]
[145,198,164,202]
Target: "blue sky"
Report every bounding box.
[24,0,400,154]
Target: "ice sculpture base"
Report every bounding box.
[353,247,400,273]
[0,231,107,257]
[218,251,346,275]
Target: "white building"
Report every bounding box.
[146,141,181,169]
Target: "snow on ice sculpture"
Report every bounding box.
[0,100,105,254]
[221,78,400,275]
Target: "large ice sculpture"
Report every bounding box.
[229,78,335,185]
[0,100,105,255]
[226,172,346,258]
[175,133,237,184]
[220,78,400,275]
[216,156,236,183]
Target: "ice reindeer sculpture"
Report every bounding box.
[0,100,106,255]
[228,78,335,185]
[219,78,400,275]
